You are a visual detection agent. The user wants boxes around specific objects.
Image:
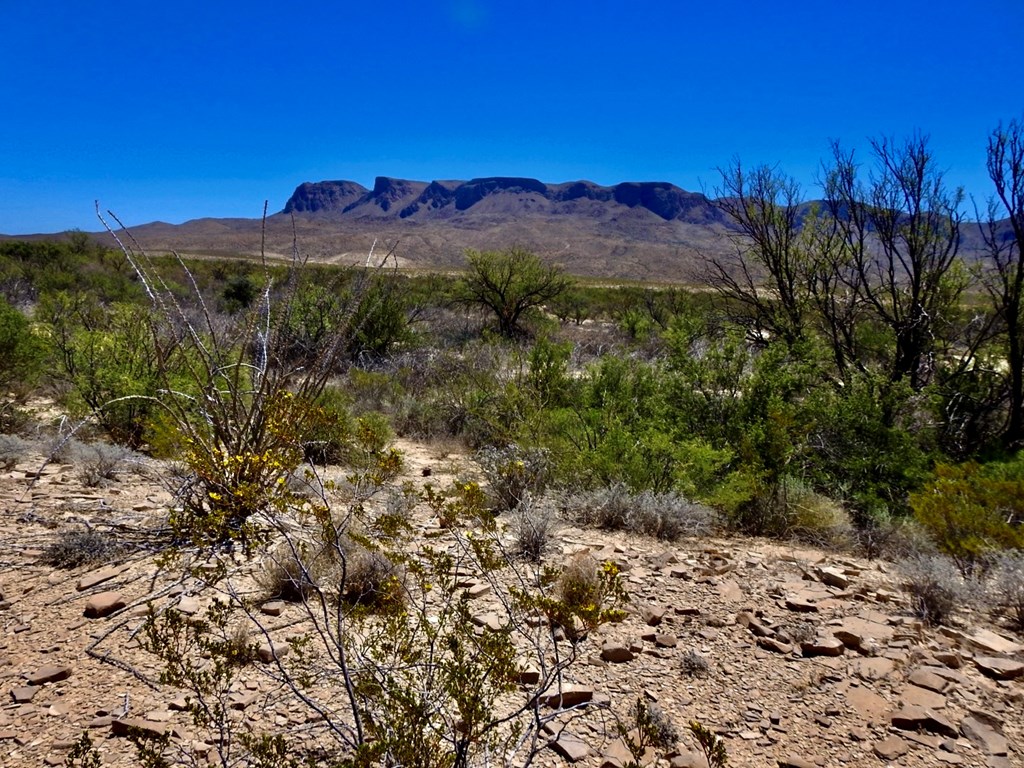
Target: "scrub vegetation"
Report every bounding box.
[2,122,1024,767]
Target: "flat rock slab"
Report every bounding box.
[84,590,126,618]
[960,716,1009,756]
[10,686,39,703]
[76,566,122,592]
[110,718,167,738]
[549,732,590,762]
[890,704,958,738]
[25,665,72,685]
[899,683,947,710]
[542,686,594,709]
[974,656,1024,680]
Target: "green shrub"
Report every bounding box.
[910,460,1024,575]
[0,296,45,400]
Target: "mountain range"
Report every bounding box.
[4,176,1003,282]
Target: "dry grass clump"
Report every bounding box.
[561,483,715,541]
[898,553,977,626]
[679,649,710,678]
[258,542,330,603]
[988,551,1024,631]
[0,433,34,470]
[258,536,405,611]
[508,493,558,562]
[42,527,129,569]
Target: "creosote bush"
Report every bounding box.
[475,443,550,511]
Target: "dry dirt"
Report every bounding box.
[1,438,1022,768]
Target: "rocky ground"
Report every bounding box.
[1,439,1022,768]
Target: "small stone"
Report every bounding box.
[84,591,126,618]
[873,736,909,760]
[777,758,817,768]
[515,667,540,686]
[601,643,635,663]
[669,752,710,768]
[757,636,793,654]
[641,606,665,626]
[111,718,167,738]
[818,567,850,589]
[653,633,677,648]
[176,596,200,615]
[909,667,949,692]
[257,641,290,664]
[784,596,818,613]
[542,685,593,709]
[260,601,285,617]
[76,566,121,591]
[800,636,845,657]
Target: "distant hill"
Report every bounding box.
[2,176,1009,283]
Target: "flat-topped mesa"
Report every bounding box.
[282,176,721,223]
[282,181,368,214]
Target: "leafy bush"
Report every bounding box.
[42,527,128,569]
[910,460,1024,575]
[0,296,45,406]
[560,483,715,540]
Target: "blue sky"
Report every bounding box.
[2,0,1022,233]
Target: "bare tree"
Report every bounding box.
[709,161,811,347]
[824,135,965,391]
[980,118,1024,448]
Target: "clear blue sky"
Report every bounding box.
[2,0,1022,233]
